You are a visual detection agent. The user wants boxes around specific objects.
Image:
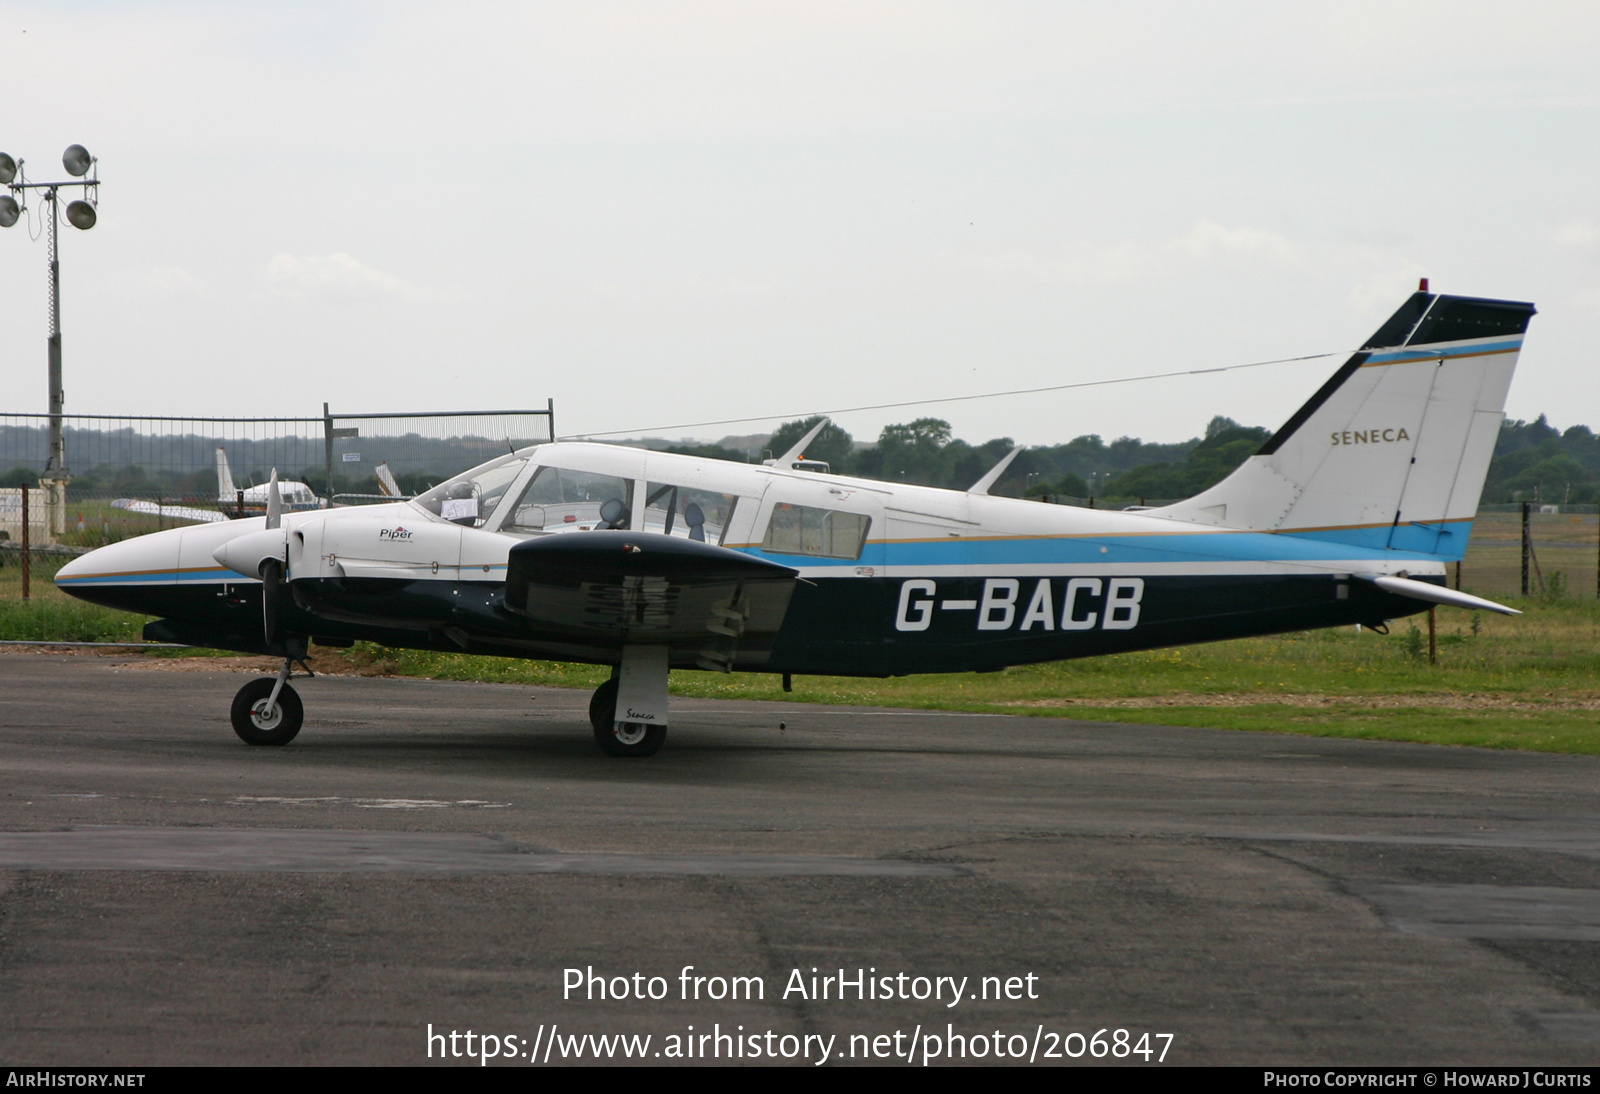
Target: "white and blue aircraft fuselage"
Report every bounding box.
[56,289,1535,756]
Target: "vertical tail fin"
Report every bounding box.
[264,469,283,530]
[1147,291,1536,559]
[375,461,402,498]
[215,447,237,502]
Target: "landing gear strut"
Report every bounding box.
[589,676,667,758]
[230,656,309,746]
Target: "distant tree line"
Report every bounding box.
[1482,415,1600,505]
[668,413,1600,506]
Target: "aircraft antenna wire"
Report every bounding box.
[563,349,1354,440]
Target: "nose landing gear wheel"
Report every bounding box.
[231,677,304,746]
[588,677,666,758]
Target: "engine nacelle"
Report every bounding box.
[294,513,474,581]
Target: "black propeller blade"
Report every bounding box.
[261,558,284,648]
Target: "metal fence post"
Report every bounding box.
[20,483,30,599]
[323,402,334,501]
[1521,501,1531,596]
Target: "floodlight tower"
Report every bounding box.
[0,145,101,538]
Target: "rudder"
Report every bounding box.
[1147,290,1536,560]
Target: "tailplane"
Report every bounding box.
[1147,289,1535,559]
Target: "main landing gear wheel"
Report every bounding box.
[588,676,666,758]
[231,677,304,746]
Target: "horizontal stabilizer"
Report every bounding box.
[1358,573,1520,616]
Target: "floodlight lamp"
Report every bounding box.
[0,196,18,229]
[65,200,96,230]
[62,144,92,178]
[0,153,15,186]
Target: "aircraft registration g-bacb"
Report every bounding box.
[58,288,1534,757]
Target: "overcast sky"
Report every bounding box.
[2,1,1596,449]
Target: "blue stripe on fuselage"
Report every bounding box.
[1279,520,1472,558]
[55,567,252,586]
[750,525,1461,569]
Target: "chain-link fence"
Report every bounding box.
[0,406,554,551]
[321,409,555,504]
[1456,503,1599,600]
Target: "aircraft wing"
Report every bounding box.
[111,498,229,524]
[504,530,798,671]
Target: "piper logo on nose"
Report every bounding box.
[378,526,413,541]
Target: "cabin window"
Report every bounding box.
[760,504,871,560]
[506,466,634,532]
[412,454,528,527]
[641,482,738,545]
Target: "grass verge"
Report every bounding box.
[4,587,1598,754]
[312,600,1600,753]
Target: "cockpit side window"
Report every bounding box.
[641,482,738,545]
[506,466,634,532]
[760,503,872,560]
[412,455,528,528]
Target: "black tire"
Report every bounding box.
[588,677,666,758]
[230,678,304,746]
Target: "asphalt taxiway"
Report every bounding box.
[4,651,1600,1066]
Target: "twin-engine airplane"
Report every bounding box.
[58,288,1534,757]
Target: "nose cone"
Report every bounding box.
[54,527,186,613]
[212,528,287,580]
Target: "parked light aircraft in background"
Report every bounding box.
[59,288,1534,757]
[111,447,318,524]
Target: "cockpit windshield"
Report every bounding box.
[411,453,529,528]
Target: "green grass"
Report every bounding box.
[306,600,1600,753]
[0,553,156,642]
[1458,509,1599,599]
[0,550,68,600]
[0,598,150,643]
